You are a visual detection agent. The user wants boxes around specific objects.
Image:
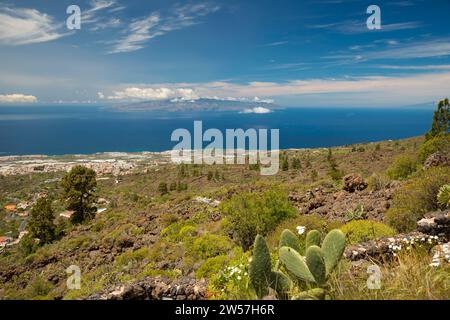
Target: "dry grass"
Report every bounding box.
[329,248,450,300]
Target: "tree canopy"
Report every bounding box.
[425,98,449,141]
[61,165,98,224]
[28,197,56,244]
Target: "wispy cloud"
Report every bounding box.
[387,1,416,7]
[83,0,125,31]
[109,14,161,53]
[264,62,310,71]
[262,41,289,47]
[83,0,117,22]
[324,38,450,65]
[0,7,67,45]
[378,64,450,70]
[368,39,450,59]
[308,20,422,34]
[0,93,37,103]
[109,2,220,53]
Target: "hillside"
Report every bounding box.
[0,135,449,300]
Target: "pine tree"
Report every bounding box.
[326,149,343,181]
[214,169,220,181]
[61,165,98,224]
[28,197,56,244]
[327,148,333,162]
[281,155,289,171]
[425,98,449,141]
[310,169,318,181]
[292,157,302,170]
[158,182,168,195]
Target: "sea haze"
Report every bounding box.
[0,105,432,156]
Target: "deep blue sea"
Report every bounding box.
[0,105,433,156]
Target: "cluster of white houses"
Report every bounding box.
[0,159,135,176]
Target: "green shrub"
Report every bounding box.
[418,134,450,163]
[437,184,450,209]
[386,154,419,180]
[158,182,168,195]
[192,233,233,259]
[328,168,345,181]
[220,187,296,250]
[367,173,390,191]
[178,225,197,239]
[26,277,54,298]
[386,166,450,232]
[160,221,195,241]
[196,255,228,279]
[340,220,396,244]
[19,233,38,256]
[114,247,149,268]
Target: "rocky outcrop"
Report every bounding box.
[89,276,207,300]
[423,152,450,169]
[344,211,449,261]
[417,210,450,236]
[342,174,368,193]
[344,231,441,261]
[289,182,399,221]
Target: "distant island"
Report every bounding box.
[115,98,279,113]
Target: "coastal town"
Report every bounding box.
[0,151,175,251]
[0,151,176,176]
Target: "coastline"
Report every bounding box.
[0,136,423,176]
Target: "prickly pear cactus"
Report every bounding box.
[249,235,272,298]
[249,228,346,300]
[292,288,326,300]
[279,246,316,283]
[305,230,321,250]
[321,229,346,275]
[279,229,300,252]
[305,245,326,286]
[270,271,292,299]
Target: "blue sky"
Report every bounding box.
[0,0,450,107]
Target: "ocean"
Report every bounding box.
[0,105,432,156]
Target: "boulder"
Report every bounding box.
[343,174,368,193]
[423,152,450,169]
[417,210,450,238]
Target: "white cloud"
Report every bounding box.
[104,71,450,107]
[240,107,273,114]
[105,87,199,101]
[0,93,37,103]
[103,86,278,104]
[110,2,220,53]
[0,7,67,45]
